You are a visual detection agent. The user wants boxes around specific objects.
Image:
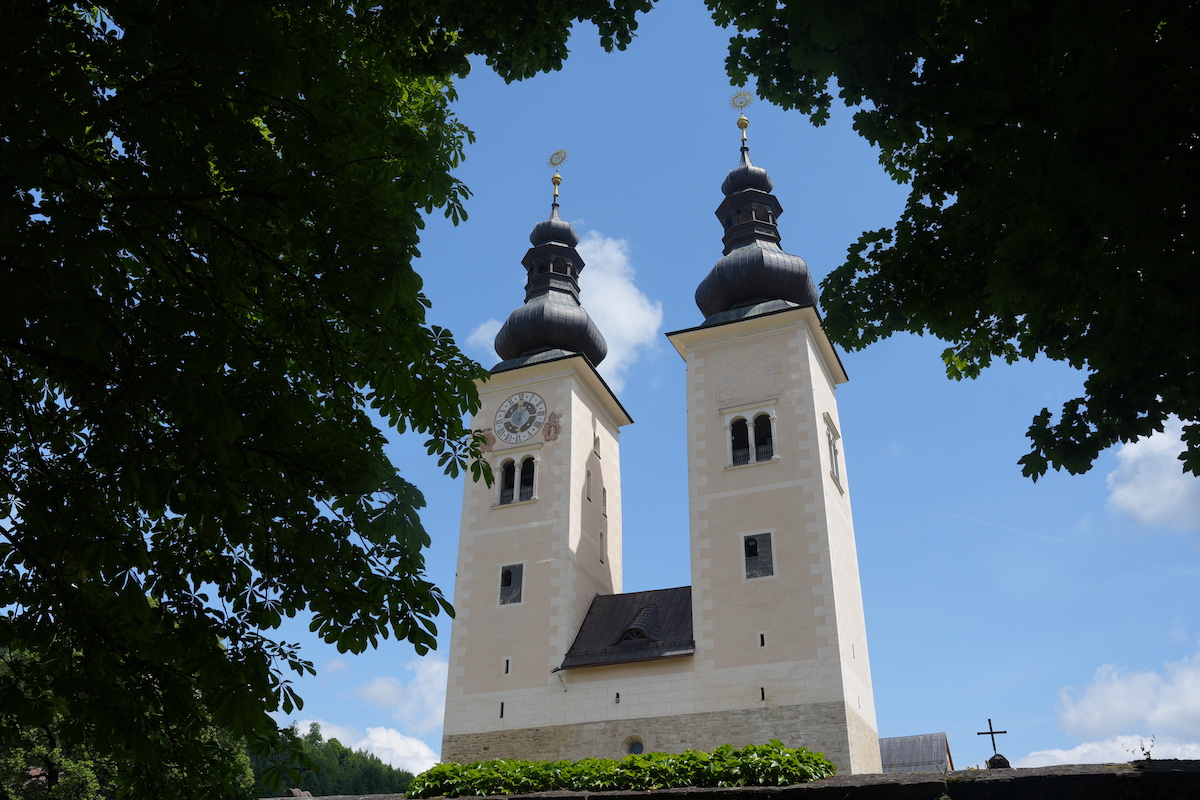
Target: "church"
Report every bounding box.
[439,112,883,775]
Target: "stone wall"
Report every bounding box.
[289,760,1200,800]
[443,701,857,772]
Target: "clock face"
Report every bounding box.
[494,392,548,444]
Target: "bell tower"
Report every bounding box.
[441,163,632,762]
[666,107,882,773]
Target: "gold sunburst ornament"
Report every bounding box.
[548,149,567,197]
[730,92,753,141]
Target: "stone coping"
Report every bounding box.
[274,760,1200,800]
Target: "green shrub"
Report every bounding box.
[406,740,835,797]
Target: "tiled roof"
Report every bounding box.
[560,587,694,669]
[880,733,954,773]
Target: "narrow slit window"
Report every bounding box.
[519,456,535,502]
[586,470,592,501]
[499,702,504,718]
[500,563,523,604]
[602,487,607,516]
[504,658,510,674]
[744,532,774,579]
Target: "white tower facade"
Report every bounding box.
[440,133,880,773]
[667,306,879,771]
[441,356,631,761]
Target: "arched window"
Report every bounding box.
[745,536,759,559]
[519,456,535,502]
[731,418,750,465]
[499,460,516,504]
[754,414,774,461]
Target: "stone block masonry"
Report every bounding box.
[442,701,860,772]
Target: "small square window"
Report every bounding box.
[500,563,523,604]
[744,533,773,579]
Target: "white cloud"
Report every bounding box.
[357,726,440,774]
[1106,417,1200,531]
[359,657,449,735]
[467,318,502,368]
[1056,651,1200,740]
[1014,649,1200,767]
[322,658,349,675]
[577,231,663,393]
[295,718,439,775]
[359,675,406,707]
[1017,734,1200,766]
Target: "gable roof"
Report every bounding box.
[880,733,954,773]
[560,587,694,669]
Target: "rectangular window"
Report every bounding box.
[824,412,843,489]
[499,563,523,604]
[744,533,774,579]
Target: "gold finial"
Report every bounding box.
[730,91,753,142]
[548,149,568,198]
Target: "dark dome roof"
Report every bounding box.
[495,292,607,367]
[491,199,608,372]
[695,144,817,325]
[721,153,773,195]
[529,207,579,246]
[695,242,818,319]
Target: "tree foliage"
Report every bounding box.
[0,650,254,800]
[708,0,1199,477]
[249,722,413,798]
[407,741,836,797]
[0,1,650,797]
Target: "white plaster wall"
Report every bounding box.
[443,358,628,745]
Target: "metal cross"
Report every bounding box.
[976,718,1008,754]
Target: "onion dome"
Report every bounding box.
[492,171,607,373]
[695,116,819,326]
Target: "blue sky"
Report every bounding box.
[274,0,1200,775]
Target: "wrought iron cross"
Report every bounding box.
[976,718,1008,754]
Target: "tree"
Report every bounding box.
[707,0,1199,477]
[0,650,254,800]
[1,1,650,796]
[248,722,413,797]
